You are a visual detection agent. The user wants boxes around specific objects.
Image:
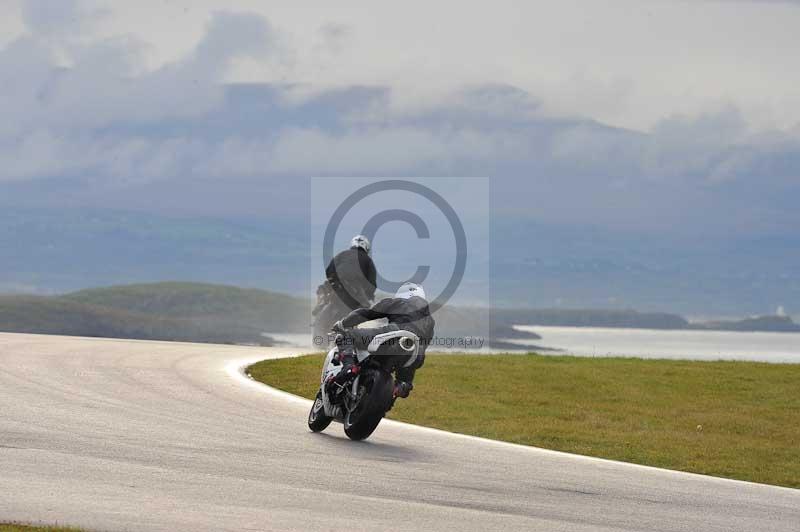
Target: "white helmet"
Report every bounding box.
[350,234,371,254]
[395,282,426,301]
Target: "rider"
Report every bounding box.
[332,282,435,398]
[313,235,377,338]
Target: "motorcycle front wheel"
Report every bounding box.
[308,390,333,432]
[343,369,394,441]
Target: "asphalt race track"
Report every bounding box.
[1,333,798,531]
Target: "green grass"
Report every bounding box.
[248,353,800,488]
[0,524,83,532]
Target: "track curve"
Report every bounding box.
[1,333,797,531]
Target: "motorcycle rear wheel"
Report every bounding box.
[343,369,394,441]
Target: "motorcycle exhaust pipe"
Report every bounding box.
[399,336,416,352]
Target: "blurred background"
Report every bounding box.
[1,0,798,345]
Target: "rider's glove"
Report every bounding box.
[331,320,345,333]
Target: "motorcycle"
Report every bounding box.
[307,328,420,440]
[311,282,371,342]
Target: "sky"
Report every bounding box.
[0,0,798,313]
[4,0,800,130]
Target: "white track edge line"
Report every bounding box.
[225,356,799,494]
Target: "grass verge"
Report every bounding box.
[248,353,800,488]
[0,524,83,532]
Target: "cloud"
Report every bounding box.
[0,9,280,138]
[315,22,351,54]
[0,7,798,238]
[21,0,84,36]
[0,9,283,183]
[194,11,280,72]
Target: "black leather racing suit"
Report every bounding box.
[313,247,377,339]
[325,247,377,310]
[340,296,435,385]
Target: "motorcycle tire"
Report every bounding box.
[343,369,394,441]
[308,390,333,432]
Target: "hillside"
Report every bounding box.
[65,282,311,332]
[2,282,794,348]
[0,295,271,345]
[0,283,312,345]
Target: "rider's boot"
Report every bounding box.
[393,381,413,398]
[393,365,416,399]
[387,381,413,412]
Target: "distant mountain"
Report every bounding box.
[495,308,800,333]
[0,207,310,295]
[494,308,690,330]
[691,315,800,333]
[2,207,799,317]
